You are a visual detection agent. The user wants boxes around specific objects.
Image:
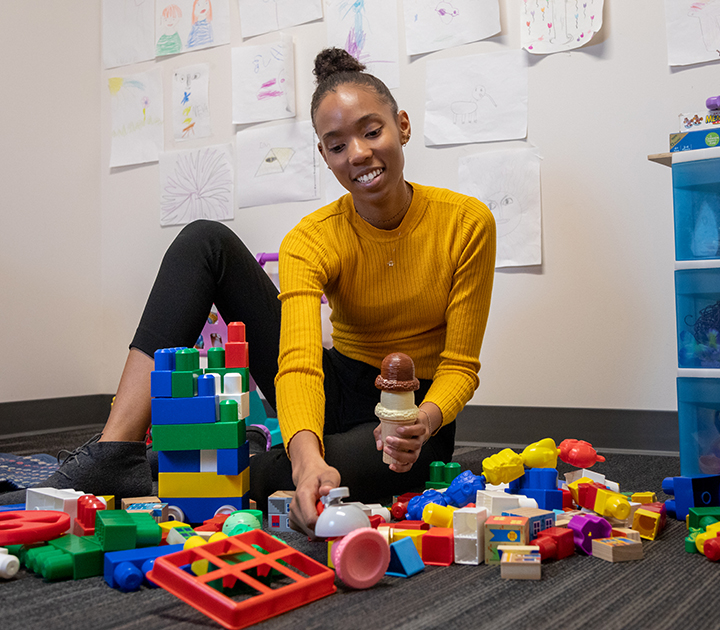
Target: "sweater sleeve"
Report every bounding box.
[275,219,330,455]
[423,198,496,427]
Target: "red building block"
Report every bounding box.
[531,526,575,561]
[225,322,249,368]
[73,495,106,537]
[422,527,454,566]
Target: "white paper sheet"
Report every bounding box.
[403,0,500,56]
[155,0,230,57]
[323,167,349,204]
[109,69,164,168]
[238,0,323,38]
[325,0,400,89]
[172,64,211,141]
[521,0,604,55]
[160,144,234,226]
[665,0,720,66]
[424,50,527,147]
[103,0,155,68]
[232,34,296,124]
[236,121,320,208]
[458,148,542,268]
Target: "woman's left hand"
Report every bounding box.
[373,418,429,473]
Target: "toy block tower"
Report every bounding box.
[151,327,251,524]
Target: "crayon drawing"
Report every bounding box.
[458,148,542,268]
[521,0,604,55]
[109,68,164,168]
[172,63,211,141]
[403,0,500,56]
[236,120,320,208]
[103,0,155,68]
[325,0,400,89]
[232,34,296,124]
[159,144,234,226]
[665,0,720,66]
[238,0,323,38]
[424,50,527,146]
[155,0,230,57]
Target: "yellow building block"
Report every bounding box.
[695,521,720,554]
[422,503,457,528]
[392,529,426,554]
[159,468,250,498]
[99,495,115,510]
[482,448,525,485]
[631,491,657,504]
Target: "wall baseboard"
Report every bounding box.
[0,395,114,437]
[0,396,680,454]
[455,405,679,454]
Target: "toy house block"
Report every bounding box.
[592,537,644,562]
[453,506,488,565]
[159,469,250,499]
[225,322,249,368]
[160,494,249,525]
[151,348,177,398]
[158,449,201,473]
[151,396,219,425]
[421,527,454,566]
[503,507,555,539]
[386,536,425,578]
[104,544,184,591]
[531,526,575,561]
[499,546,542,580]
[121,496,161,510]
[662,475,720,520]
[484,516,529,564]
[126,503,169,523]
[217,443,250,476]
[152,418,246,451]
[426,461,462,489]
[268,491,294,517]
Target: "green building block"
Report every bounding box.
[25,534,103,580]
[171,369,202,398]
[204,366,249,392]
[129,512,162,547]
[688,506,720,529]
[152,419,245,451]
[96,510,137,551]
[426,461,462,489]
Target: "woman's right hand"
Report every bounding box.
[287,431,341,537]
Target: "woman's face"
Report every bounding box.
[315,84,410,210]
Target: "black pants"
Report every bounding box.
[132,220,455,506]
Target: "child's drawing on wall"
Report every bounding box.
[188,0,214,48]
[156,4,183,56]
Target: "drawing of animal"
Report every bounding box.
[451,86,496,124]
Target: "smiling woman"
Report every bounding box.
[1,48,496,539]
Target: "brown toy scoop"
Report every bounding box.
[375,352,420,392]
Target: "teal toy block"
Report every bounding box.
[386,537,425,578]
[152,419,246,451]
[217,442,250,476]
[151,395,219,425]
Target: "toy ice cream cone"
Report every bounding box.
[375,353,420,465]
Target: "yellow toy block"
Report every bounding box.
[593,487,631,520]
[99,495,115,510]
[159,520,190,532]
[482,448,525,486]
[158,468,250,498]
[376,524,393,546]
[392,529,426,554]
[631,491,657,504]
[521,438,560,469]
[632,508,663,540]
[695,521,720,554]
[422,503,457,528]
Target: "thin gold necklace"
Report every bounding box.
[356,184,411,227]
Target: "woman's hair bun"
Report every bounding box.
[313,47,366,84]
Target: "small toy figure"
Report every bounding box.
[558,439,606,468]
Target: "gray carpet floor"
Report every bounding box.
[1,429,715,630]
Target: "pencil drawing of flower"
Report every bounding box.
[160,147,234,226]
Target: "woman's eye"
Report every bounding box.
[329,144,344,153]
[367,127,381,137]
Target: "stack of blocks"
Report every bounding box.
[151,321,251,524]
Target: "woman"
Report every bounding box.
[1,49,495,536]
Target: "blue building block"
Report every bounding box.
[151,396,219,425]
[151,348,177,398]
[164,494,249,524]
[507,468,563,510]
[386,537,425,578]
[0,504,25,512]
[217,442,250,476]
[104,544,184,591]
[158,450,201,473]
[662,474,720,520]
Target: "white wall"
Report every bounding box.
[0,1,102,402]
[5,1,714,414]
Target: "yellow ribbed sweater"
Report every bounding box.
[275,183,496,453]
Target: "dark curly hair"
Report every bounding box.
[310,48,399,129]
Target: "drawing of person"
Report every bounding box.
[156,4,183,56]
[187,0,214,49]
[689,0,720,51]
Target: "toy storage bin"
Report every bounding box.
[672,156,720,261]
[677,376,720,476]
[675,265,720,368]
